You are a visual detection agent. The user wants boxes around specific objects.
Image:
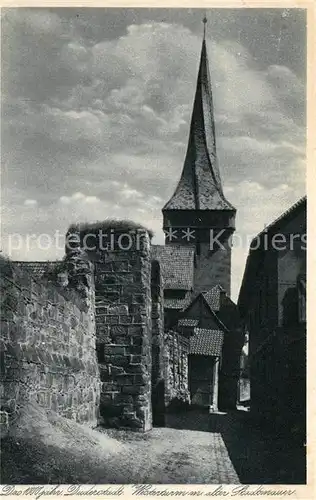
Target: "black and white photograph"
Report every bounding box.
[0,5,309,490]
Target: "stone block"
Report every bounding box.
[96,315,106,325]
[104,345,127,356]
[122,385,147,395]
[110,365,125,375]
[133,374,147,385]
[99,367,111,382]
[100,275,117,285]
[115,374,134,386]
[129,354,142,363]
[127,325,145,337]
[129,345,142,355]
[132,314,146,324]
[134,394,149,405]
[96,326,110,342]
[102,382,119,392]
[100,393,112,404]
[100,404,123,419]
[127,363,144,374]
[111,325,128,337]
[101,292,120,303]
[107,305,129,315]
[96,306,108,315]
[130,336,143,347]
[112,393,133,405]
[96,262,114,272]
[6,344,22,361]
[119,315,132,325]
[0,411,9,431]
[130,304,147,315]
[122,413,143,429]
[113,336,130,345]
[107,315,119,325]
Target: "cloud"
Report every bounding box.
[59,192,101,204]
[266,64,305,123]
[228,179,304,300]
[23,199,38,206]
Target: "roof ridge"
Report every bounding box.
[10,259,62,264]
[195,327,223,333]
[251,195,306,244]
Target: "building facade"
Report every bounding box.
[238,197,306,439]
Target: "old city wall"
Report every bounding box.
[0,253,100,433]
[1,224,189,433]
[88,229,153,431]
[151,260,165,425]
[164,330,190,409]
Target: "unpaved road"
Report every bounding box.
[103,422,239,484]
[1,407,305,484]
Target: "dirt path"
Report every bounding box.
[1,405,304,484]
[101,413,239,484]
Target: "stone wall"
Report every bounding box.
[151,260,165,425]
[194,239,232,296]
[164,330,190,409]
[0,254,100,433]
[89,229,153,431]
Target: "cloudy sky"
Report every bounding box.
[1,8,306,300]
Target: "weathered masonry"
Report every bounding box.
[75,225,154,431]
[0,248,101,432]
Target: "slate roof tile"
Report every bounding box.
[151,245,195,290]
[189,328,224,356]
[178,318,199,327]
[202,285,224,312]
[164,296,192,310]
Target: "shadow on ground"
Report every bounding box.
[1,402,306,484]
[165,409,306,484]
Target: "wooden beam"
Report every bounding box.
[211,356,220,412]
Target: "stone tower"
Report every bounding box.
[162,27,236,296]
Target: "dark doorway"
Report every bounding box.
[189,355,213,407]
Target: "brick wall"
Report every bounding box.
[164,331,190,409]
[91,229,153,431]
[0,253,100,433]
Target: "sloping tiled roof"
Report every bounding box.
[151,245,195,290]
[163,40,235,212]
[250,196,306,246]
[178,318,199,327]
[13,261,58,279]
[190,328,224,356]
[164,297,192,310]
[178,318,199,328]
[202,285,224,312]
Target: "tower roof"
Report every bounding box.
[163,37,235,212]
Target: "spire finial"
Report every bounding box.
[203,15,207,39]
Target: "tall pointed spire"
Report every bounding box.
[203,15,207,40]
[164,21,234,211]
